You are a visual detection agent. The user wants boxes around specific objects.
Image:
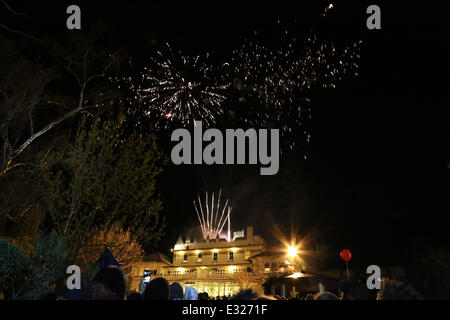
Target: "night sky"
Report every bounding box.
[4,1,449,268]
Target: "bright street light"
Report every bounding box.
[287,246,297,258]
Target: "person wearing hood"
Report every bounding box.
[84,266,127,300]
[184,285,198,300]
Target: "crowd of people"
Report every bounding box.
[31,266,426,300]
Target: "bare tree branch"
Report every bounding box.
[5,204,33,222]
[1,48,116,176]
[1,0,25,16]
[28,111,33,135]
[0,23,39,41]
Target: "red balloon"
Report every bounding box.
[340,249,352,262]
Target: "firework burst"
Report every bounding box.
[126,43,231,130]
[119,4,361,152]
[231,20,362,150]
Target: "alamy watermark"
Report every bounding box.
[66,5,81,30]
[66,265,81,290]
[66,5,381,31]
[171,121,280,175]
[366,264,382,290]
[366,5,381,30]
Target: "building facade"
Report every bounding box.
[130,226,284,297]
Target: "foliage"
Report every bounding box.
[0,238,29,290]
[0,22,164,299]
[233,271,257,290]
[0,231,71,300]
[0,28,119,178]
[40,116,167,254]
[78,223,144,276]
[0,29,121,243]
[0,171,44,240]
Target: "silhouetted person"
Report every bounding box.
[304,293,314,300]
[84,266,126,300]
[127,292,143,300]
[169,282,183,300]
[84,282,121,300]
[230,289,258,300]
[377,279,424,300]
[143,277,170,300]
[338,280,370,300]
[314,292,339,300]
[198,292,209,300]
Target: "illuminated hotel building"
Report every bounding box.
[130,226,282,297]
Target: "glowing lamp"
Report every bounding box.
[287,246,297,258]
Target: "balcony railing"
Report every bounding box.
[159,272,259,281]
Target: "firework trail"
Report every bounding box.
[193,190,232,241]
